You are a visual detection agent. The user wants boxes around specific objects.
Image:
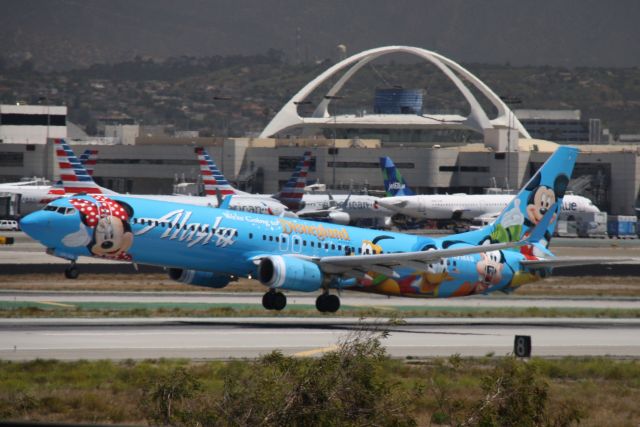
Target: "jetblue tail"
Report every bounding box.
[277,151,312,211]
[54,139,111,195]
[488,146,579,248]
[195,147,241,196]
[380,156,414,196]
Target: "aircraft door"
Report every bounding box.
[278,234,289,251]
[291,234,302,253]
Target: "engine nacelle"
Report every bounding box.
[168,268,231,288]
[327,211,350,225]
[257,255,323,292]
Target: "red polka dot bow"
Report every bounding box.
[69,196,129,226]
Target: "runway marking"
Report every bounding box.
[293,345,339,357]
[37,301,75,308]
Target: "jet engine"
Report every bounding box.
[327,211,350,225]
[168,268,231,288]
[257,255,323,292]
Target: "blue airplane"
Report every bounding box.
[20,146,633,312]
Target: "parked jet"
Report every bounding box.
[20,146,634,309]
[195,147,393,226]
[376,156,600,223]
[194,147,302,215]
[0,148,100,214]
[50,139,300,217]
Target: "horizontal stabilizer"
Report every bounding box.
[521,257,640,268]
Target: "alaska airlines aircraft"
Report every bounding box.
[377,156,600,223]
[20,146,633,309]
[0,148,100,214]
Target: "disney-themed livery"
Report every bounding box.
[20,146,632,312]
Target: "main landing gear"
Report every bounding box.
[262,290,287,311]
[316,293,340,313]
[64,262,79,279]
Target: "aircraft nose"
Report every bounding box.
[19,211,51,240]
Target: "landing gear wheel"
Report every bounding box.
[272,292,287,311]
[316,294,340,313]
[64,264,79,280]
[262,291,274,310]
[262,291,287,311]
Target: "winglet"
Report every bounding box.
[524,203,557,244]
[219,194,233,210]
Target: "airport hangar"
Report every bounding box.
[0,46,639,216]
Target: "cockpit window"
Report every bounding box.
[45,205,77,215]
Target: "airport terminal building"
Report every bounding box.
[1,46,639,216]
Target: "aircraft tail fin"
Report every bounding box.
[379,156,414,196]
[79,149,99,176]
[487,146,579,248]
[195,147,238,196]
[277,151,312,211]
[54,139,110,195]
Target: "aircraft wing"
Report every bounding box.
[314,238,525,277]
[520,257,640,268]
[308,203,557,278]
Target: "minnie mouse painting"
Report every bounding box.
[66,195,134,261]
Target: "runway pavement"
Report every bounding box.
[1,290,639,309]
[1,317,639,360]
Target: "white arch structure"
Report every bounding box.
[260,46,530,140]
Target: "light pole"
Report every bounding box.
[500,96,522,191]
[324,95,343,189]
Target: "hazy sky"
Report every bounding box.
[2,0,639,68]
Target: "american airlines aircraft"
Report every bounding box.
[0,149,99,214]
[196,148,394,226]
[20,146,634,311]
[376,156,600,223]
[59,140,303,217]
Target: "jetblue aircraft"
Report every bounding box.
[20,146,632,311]
[377,156,600,223]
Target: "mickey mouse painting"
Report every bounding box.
[68,195,134,261]
[524,172,569,229]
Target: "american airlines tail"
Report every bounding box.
[379,156,415,196]
[276,151,312,211]
[78,149,99,176]
[195,147,241,196]
[54,139,111,195]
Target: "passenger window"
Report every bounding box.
[269,236,273,241]
[275,236,280,242]
[331,244,335,250]
[303,241,307,246]
[263,235,266,240]
[249,233,253,239]
[141,219,146,225]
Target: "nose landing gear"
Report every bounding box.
[315,293,340,313]
[262,290,287,311]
